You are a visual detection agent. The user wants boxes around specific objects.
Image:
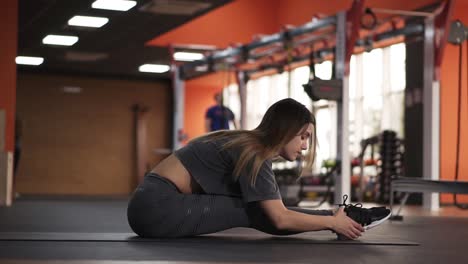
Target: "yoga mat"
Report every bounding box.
[0,232,419,246]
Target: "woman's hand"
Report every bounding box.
[331,207,365,239]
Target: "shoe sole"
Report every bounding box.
[364,211,392,230]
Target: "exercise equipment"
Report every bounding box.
[356,131,404,203]
[303,47,343,101]
[303,78,343,101]
[391,19,468,219]
[378,130,404,204]
[451,19,468,209]
[171,0,454,208]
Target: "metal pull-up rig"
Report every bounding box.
[169,0,457,210]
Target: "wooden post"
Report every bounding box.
[132,104,149,186]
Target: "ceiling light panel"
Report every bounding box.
[15,56,44,66]
[42,35,79,46]
[92,0,137,11]
[68,16,109,28]
[139,64,170,73]
[173,52,204,61]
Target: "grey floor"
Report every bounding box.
[0,197,467,264]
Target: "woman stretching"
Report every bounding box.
[127,98,391,239]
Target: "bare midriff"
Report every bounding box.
[151,154,203,194]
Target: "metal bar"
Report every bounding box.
[288,16,337,37]
[292,34,332,48]
[422,18,439,211]
[246,16,336,51]
[172,66,185,151]
[372,23,424,42]
[211,47,242,61]
[393,178,468,194]
[170,44,186,151]
[235,70,247,129]
[394,193,410,217]
[334,0,365,203]
[334,11,350,203]
[371,7,434,17]
[246,33,283,51]
[250,45,284,60]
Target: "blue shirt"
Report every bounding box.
[205,105,235,131]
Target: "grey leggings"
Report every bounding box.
[127,173,333,238]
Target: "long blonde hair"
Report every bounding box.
[195,98,317,185]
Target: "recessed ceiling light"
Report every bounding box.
[68,15,109,28]
[173,52,204,61]
[92,0,137,11]
[42,35,79,46]
[139,64,170,73]
[15,56,44,66]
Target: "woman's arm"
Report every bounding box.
[258,199,364,239]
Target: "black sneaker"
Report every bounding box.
[338,195,392,230]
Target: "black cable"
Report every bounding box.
[300,163,336,208]
[309,48,316,79]
[453,42,468,209]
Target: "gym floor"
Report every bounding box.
[0,197,467,264]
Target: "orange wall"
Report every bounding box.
[440,1,468,203]
[0,0,17,152]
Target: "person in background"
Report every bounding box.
[205,92,238,132]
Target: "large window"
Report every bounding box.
[349,43,406,156]
[224,43,406,172]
